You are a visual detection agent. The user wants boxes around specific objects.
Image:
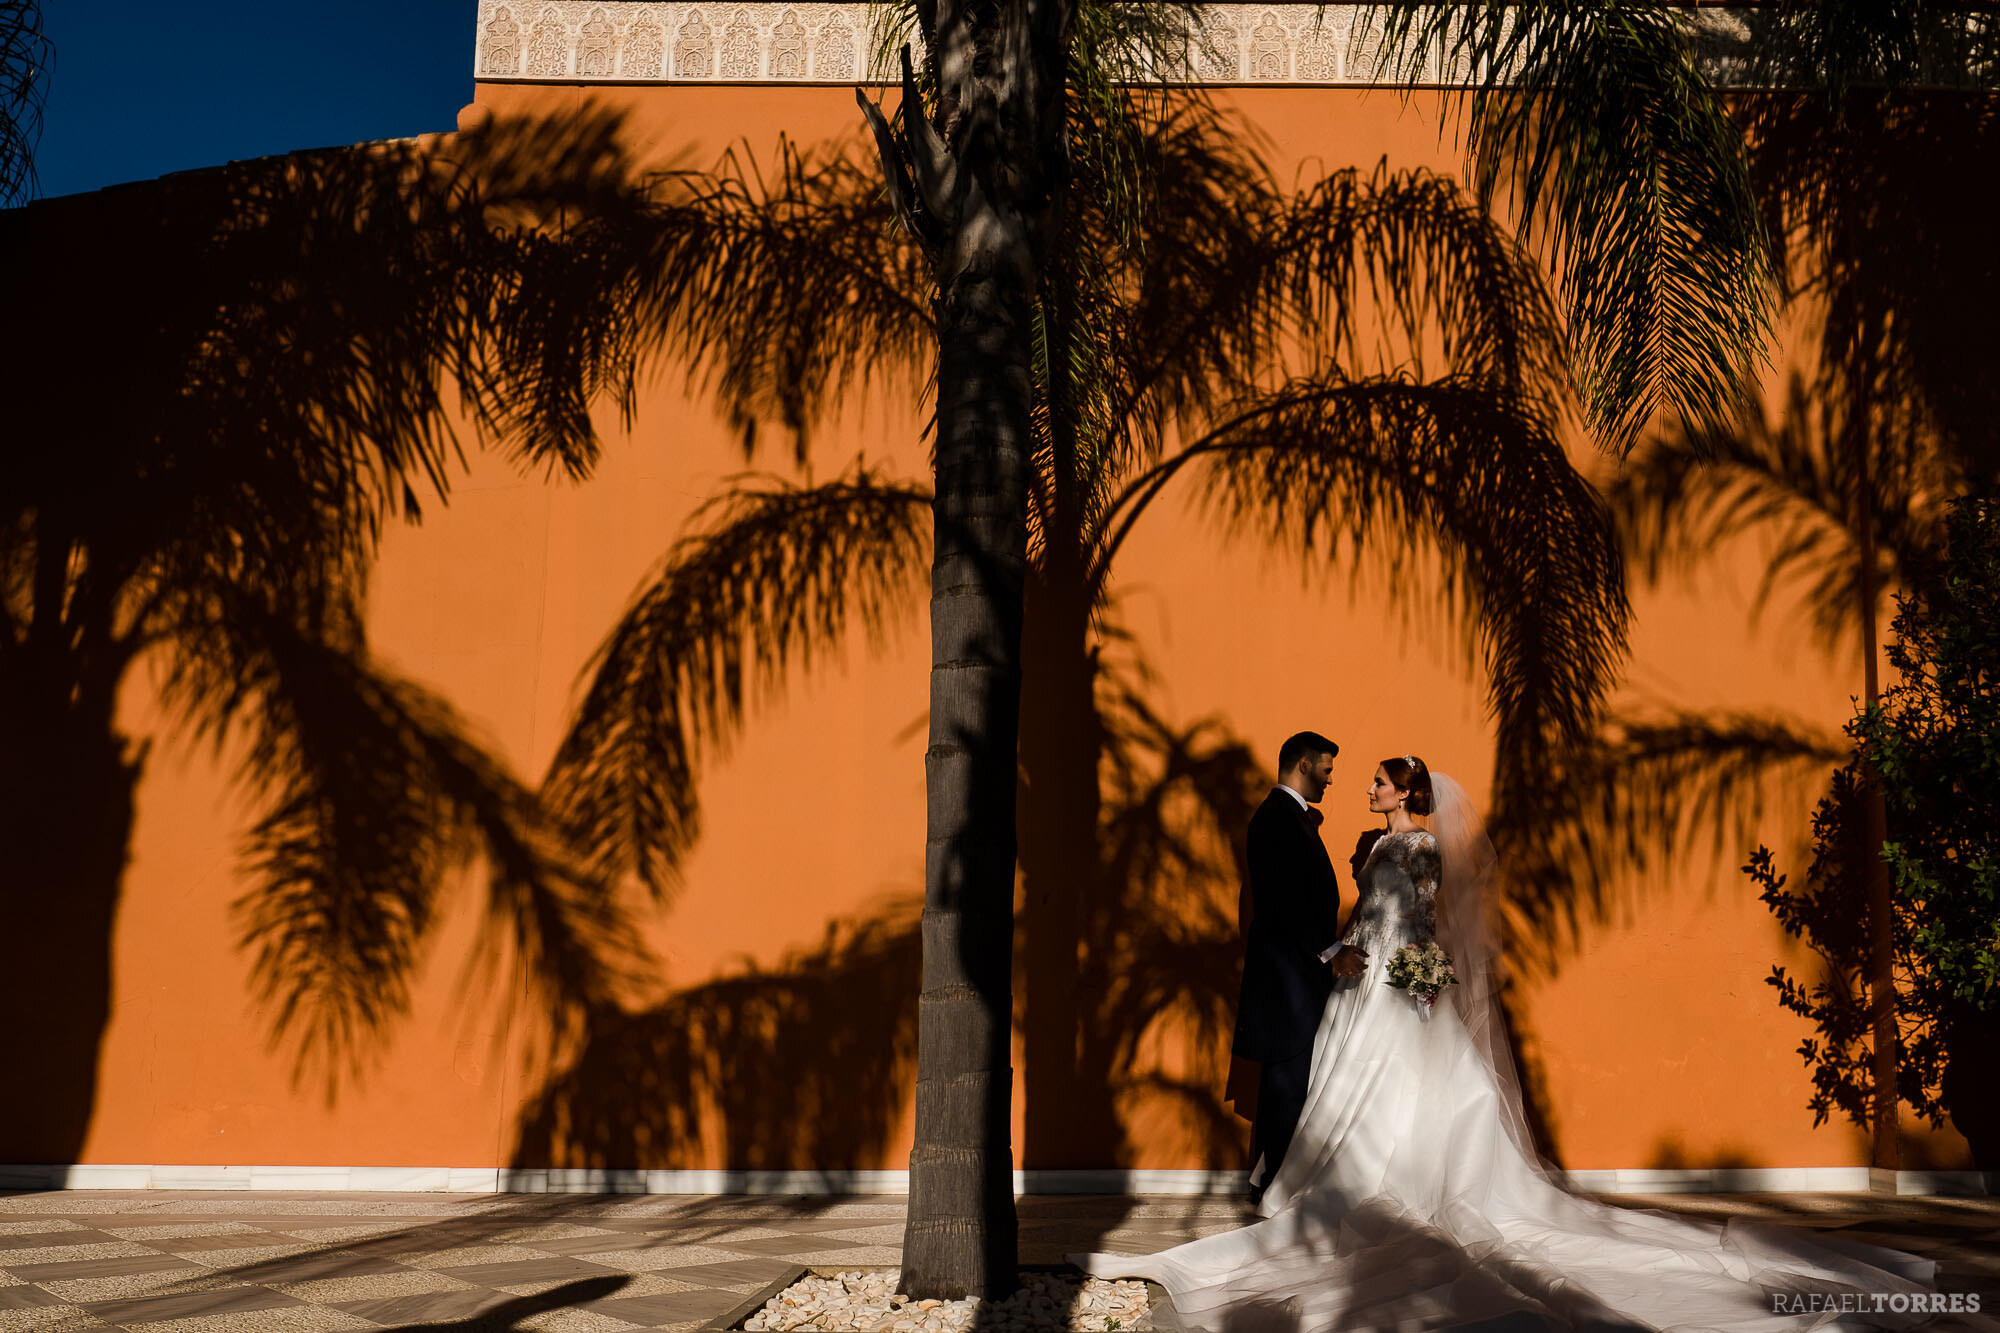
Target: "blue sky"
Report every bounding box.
[36,2,472,198]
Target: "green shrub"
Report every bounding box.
[1750,495,2000,1154]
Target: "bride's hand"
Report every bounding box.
[1329,946,1369,978]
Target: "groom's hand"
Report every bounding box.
[1329,946,1368,978]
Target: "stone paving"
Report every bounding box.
[0,1191,1995,1332]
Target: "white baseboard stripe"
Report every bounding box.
[2,1165,1995,1195]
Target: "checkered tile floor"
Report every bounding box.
[1,1192,1995,1331]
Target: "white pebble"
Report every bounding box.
[734,1271,1151,1333]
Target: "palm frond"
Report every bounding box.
[159,591,645,1087]
[1745,91,2000,485]
[3,111,659,541]
[1494,707,1845,976]
[1,118,666,720]
[1369,0,1775,452]
[1055,99,1577,584]
[1029,262,1123,573]
[1089,670,1259,1159]
[871,0,1209,225]
[867,0,923,87]
[0,0,47,207]
[543,466,931,898]
[1096,669,1264,925]
[1608,375,1953,654]
[1118,374,1628,764]
[1278,161,1570,399]
[513,901,921,1171]
[1109,141,1570,487]
[1063,0,1214,238]
[1026,86,1182,572]
[227,117,660,501]
[1,115,673,1086]
[617,140,935,460]
[1753,0,1999,98]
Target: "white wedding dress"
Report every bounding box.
[1073,776,1972,1332]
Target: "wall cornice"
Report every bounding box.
[471,2,1760,87]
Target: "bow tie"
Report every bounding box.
[1305,807,1324,827]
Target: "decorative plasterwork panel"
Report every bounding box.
[474,2,1762,86]
[478,2,875,83]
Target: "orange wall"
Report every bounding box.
[59,81,1970,1172]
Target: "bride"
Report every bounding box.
[1073,755,1972,1331]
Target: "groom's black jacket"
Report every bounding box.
[1231,789,1345,1063]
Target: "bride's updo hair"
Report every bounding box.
[1382,754,1435,815]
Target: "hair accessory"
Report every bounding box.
[1404,753,1419,771]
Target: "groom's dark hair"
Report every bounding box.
[1278,730,1339,773]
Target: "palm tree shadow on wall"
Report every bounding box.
[1485,72,2000,1128]
[0,109,670,1163]
[510,657,1270,1179]
[511,899,924,1176]
[1562,72,2000,1163]
[509,556,1639,1205]
[524,82,1636,1229]
[1527,286,1991,1159]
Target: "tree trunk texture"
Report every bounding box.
[861,0,1072,1293]
[1017,571,1125,1170]
[903,266,1035,1300]
[0,672,143,1164]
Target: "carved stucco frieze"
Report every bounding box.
[473,1,1464,84]
[479,0,882,82]
[473,1,1759,86]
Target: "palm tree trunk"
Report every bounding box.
[0,666,143,1164]
[1017,572,1124,1170]
[863,0,1072,1294]
[1856,470,1900,1176]
[902,260,1034,1300]
[1847,325,1900,1176]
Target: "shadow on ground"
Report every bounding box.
[387,1276,633,1332]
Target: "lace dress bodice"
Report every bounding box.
[1338,829,1440,956]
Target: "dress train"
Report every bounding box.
[1072,831,1973,1332]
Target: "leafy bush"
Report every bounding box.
[1750,495,2000,1153]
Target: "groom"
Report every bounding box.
[1232,730,1369,1203]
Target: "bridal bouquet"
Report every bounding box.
[1385,942,1457,1014]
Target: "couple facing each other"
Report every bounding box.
[1232,729,1399,1204]
[1073,732,1974,1332]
